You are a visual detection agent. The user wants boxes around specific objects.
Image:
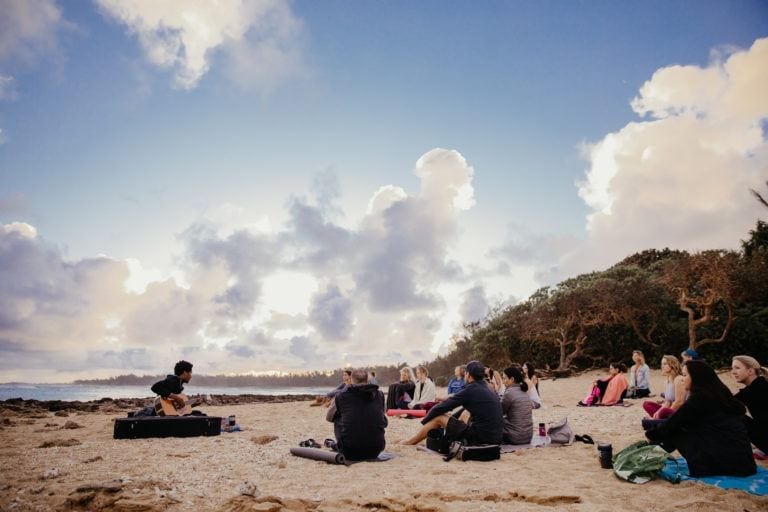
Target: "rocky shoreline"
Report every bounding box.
[0,394,315,417]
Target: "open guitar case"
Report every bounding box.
[114,415,222,439]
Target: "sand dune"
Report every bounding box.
[1,370,765,511]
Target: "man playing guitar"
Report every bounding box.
[151,360,206,416]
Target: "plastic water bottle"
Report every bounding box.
[531,422,551,447]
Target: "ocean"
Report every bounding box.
[0,383,328,402]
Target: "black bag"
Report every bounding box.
[426,428,451,454]
[114,416,221,439]
[454,444,501,461]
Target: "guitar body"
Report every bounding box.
[154,393,194,416]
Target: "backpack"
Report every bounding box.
[612,441,674,484]
[547,417,574,445]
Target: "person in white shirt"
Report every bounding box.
[408,365,436,409]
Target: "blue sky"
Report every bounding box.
[0,1,766,381]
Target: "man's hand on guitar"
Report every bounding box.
[168,393,185,409]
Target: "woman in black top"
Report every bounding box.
[732,355,768,454]
[645,360,756,477]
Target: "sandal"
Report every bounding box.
[299,438,321,448]
[575,434,595,445]
[324,438,338,451]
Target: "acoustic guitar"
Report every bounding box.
[153,393,211,416]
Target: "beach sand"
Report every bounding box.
[1,370,766,511]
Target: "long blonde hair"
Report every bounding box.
[732,355,768,377]
[661,355,682,379]
[632,350,646,365]
[400,366,416,382]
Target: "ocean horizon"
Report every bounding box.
[0,383,329,402]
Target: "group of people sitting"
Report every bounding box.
[575,349,767,477]
[318,360,544,460]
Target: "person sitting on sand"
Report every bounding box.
[578,363,628,406]
[151,360,194,410]
[446,366,466,396]
[501,365,533,445]
[311,369,352,407]
[368,370,378,386]
[643,355,686,420]
[645,360,756,477]
[403,361,503,446]
[522,362,542,408]
[408,365,436,410]
[731,355,768,455]
[485,366,505,398]
[326,368,387,460]
[386,367,416,410]
[627,350,651,399]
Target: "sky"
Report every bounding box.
[0,0,767,383]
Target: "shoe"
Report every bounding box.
[299,438,321,448]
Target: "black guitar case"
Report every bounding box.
[113,416,222,439]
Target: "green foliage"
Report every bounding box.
[454,221,768,373]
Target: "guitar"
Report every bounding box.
[154,393,211,416]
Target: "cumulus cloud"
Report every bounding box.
[564,36,768,276]
[0,148,483,380]
[308,284,354,341]
[459,285,489,323]
[96,0,305,90]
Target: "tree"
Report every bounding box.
[522,276,612,371]
[751,180,768,210]
[661,250,739,350]
[593,265,672,347]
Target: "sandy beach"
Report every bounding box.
[1,370,765,512]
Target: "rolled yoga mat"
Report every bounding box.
[386,408,427,417]
[290,446,347,465]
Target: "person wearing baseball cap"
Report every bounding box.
[402,360,503,446]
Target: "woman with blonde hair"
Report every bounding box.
[731,355,768,454]
[628,350,651,398]
[386,366,416,410]
[643,355,686,419]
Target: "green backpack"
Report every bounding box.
[612,441,676,484]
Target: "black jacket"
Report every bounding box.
[332,384,388,460]
[646,393,756,477]
[422,380,503,445]
[151,375,184,398]
[735,376,768,426]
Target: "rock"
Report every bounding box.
[38,438,82,448]
[54,410,69,417]
[61,420,84,429]
[75,481,123,494]
[251,435,279,445]
[43,468,60,479]
[83,456,103,463]
[44,422,59,427]
[236,481,260,497]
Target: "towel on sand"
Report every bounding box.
[659,458,768,496]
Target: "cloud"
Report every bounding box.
[563,36,768,276]
[0,148,484,380]
[308,284,354,341]
[96,0,305,90]
[0,74,18,101]
[0,0,64,65]
[459,285,489,323]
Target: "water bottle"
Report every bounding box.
[598,443,613,469]
[531,422,550,447]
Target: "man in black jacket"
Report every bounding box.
[151,360,194,409]
[403,360,503,446]
[326,369,387,460]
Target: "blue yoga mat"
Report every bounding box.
[659,458,768,496]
